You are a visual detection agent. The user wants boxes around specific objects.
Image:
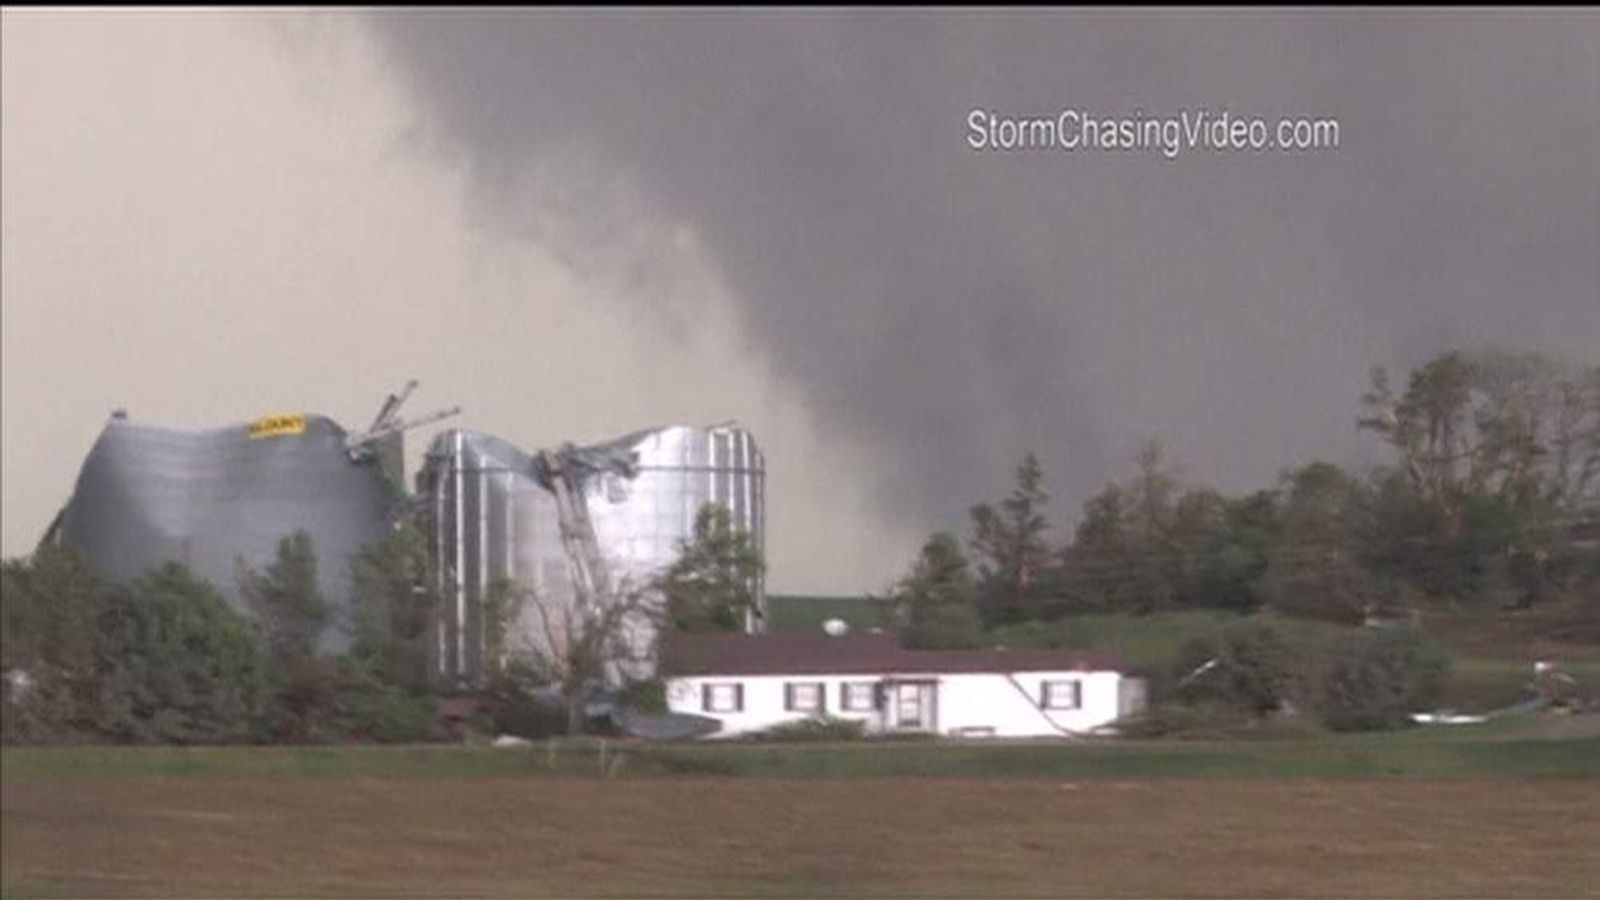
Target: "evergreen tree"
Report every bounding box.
[96,563,268,744]
[1168,489,1276,612]
[237,531,336,741]
[890,533,983,649]
[1258,462,1383,623]
[1057,444,1181,615]
[349,520,439,695]
[968,453,1055,625]
[238,530,328,663]
[1,545,111,742]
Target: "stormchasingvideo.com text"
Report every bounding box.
[966,108,1341,159]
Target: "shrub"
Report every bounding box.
[748,716,866,742]
[1116,703,1255,740]
[619,678,668,714]
[95,563,269,745]
[1116,703,1327,741]
[255,656,343,743]
[341,686,438,744]
[1171,622,1300,715]
[493,693,571,740]
[1314,628,1450,731]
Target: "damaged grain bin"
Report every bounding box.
[419,424,766,687]
[47,411,405,645]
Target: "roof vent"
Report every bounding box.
[822,618,849,637]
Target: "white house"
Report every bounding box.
[660,630,1145,739]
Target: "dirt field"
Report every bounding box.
[4,776,1597,897]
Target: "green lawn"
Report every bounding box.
[765,594,887,632]
[6,722,1596,781]
[985,609,1599,710]
[768,600,1600,713]
[1442,656,1600,709]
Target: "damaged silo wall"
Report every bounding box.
[55,414,401,643]
[420,424,765,686]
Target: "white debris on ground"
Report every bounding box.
[1409,712,1489,725]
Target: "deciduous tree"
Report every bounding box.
[522,582,658,735]
[658,503,765,633]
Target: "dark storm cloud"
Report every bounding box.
[362,11,1599,532]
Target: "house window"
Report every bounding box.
[1042,679,1083,710]
[840,681,877,712]
[785,682,824,713]
[702,682,743,713]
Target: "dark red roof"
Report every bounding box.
[660,631,1126,677]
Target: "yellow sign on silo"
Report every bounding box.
[247,414,307,439]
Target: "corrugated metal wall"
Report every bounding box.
[55,414,399,648]
[420,425,766,686]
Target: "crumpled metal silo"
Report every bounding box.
[419,424,765,687]
[49,412,402,644]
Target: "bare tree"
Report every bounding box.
[521,580,660,735]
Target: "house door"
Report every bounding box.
[895,682,936,731]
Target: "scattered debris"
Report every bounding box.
[1409,712,1488,726]
[1176,657,1220,688]
[1413,660,1597,725]
[1532,660,1595,712]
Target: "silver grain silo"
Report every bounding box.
[50,413,402,646]
[416,429,561,686]
[419,424,766,687]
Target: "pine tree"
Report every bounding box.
[890,533,983,649]
[349,521,440,694]
[237,531,335,741]
[96,563,267,744]
[968,453,1054,626]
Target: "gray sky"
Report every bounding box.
[4,11,1597,594]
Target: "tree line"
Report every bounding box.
[889,344,1600,643]
[2,500,763,745]
[887,348,1599,650]
[2,521,445,745]
[882,349,1596,731]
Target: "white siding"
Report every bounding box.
[666,674,888,738]
[935,671,1123,737]
[666,669,1127,739]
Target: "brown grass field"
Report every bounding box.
[4,775,1598,898]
